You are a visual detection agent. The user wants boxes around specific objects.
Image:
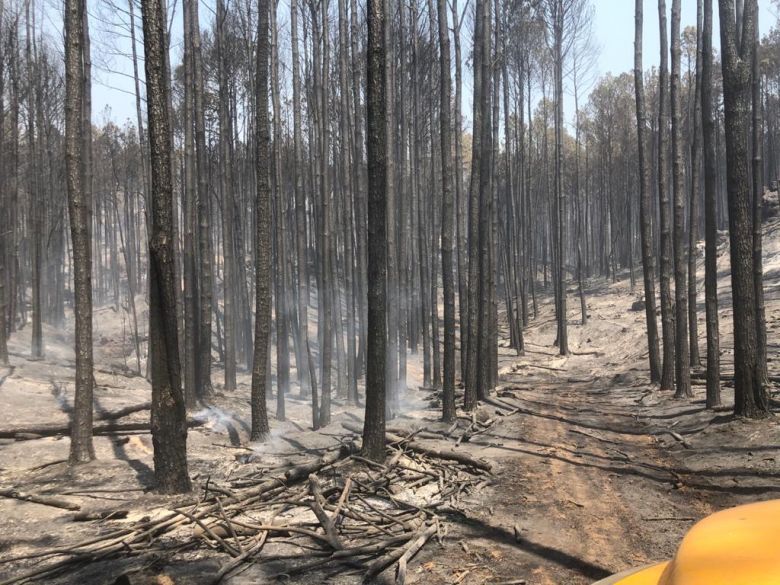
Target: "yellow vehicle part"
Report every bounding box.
[594,499,780,585]
[592,562,669,585]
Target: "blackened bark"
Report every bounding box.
[290,0,311,399]
[702,0,721,407]
[752,9,767,387]
[26,3,43,360]
[339,0,358,408]
[385,0,399,415]
[718,0,769,417]
[464,0,484,410]
[318,0,333,428]
[688,0,703,368]
[141,0,192,493]
[350,0,368,402]
[252,0,272,441]
[217,0,237,393]
[671,0,692,399]
[182,0,199,409]
[363,0,387,462]
[657,0,675,391]
[271,0,289,419]
[191,0,213,400]
[553,0,568,356]
[452,0,468,381]
[437,0,455,423]
[65,0,94,464]
[634,0,661,384]
[0,0,7,366]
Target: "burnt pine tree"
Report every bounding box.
[687,0,703,368]
[0,0,6,368]
[751,9,768,388]
[437,0,456,423]
[633,0,661,384]
[552,0,568,356]
[362,0,388,463]
[290,0,311,400]
[702,0,721,407]
[65,0,95,464]
[141,0,192,493]
[251,0,272,442]
[181,0,199,409]
[464,0,486,410]
[670,0,692,399]
[657,0,675,391]
[191,0,214,400]
[718,0,769,417]
[216,0,237,393]
[318,0,333,429]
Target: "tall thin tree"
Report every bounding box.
[657,0,675,391]
[751,8,768,387]
[141,0,192,493]
[437,0,456,423]
[634,0,661,384]
[702,0,721,407]
[688,0,703,368]
[670,0,692,399]
[65,0,94,464]
[251,0,272,441]
[363,0,388,462]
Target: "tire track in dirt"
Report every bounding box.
[415,371,716,585]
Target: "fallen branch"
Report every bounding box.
[96,402,151,421]
[395,522,438,585]
[0,417,204,440]
[211,532,268,584]
[654,430,692,449]
[308,474,343,550]
[341,422,493,472]
[72,510,129,522]
[0,488,81,511]
[513,362,567,372]
[690,371,780,384]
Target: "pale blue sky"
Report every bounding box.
[90,0,779,126]
[594,0,775,80]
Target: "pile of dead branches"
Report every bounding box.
[0,433,493,585]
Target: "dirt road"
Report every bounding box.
[405,279,780,585]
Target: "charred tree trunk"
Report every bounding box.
[437,0,455,423]
[634,0,661,383]
[718,0,769,417]
[181,0,199,409]
[217,0,237,393]
[141,0,192,493]
[363,0,388,463]
[65,0,95,464]
[251,0,272,441]
[464,0,485,410]
[0,0,7,366]
[553,0,568,356]
[191,0,213,400]
[751,8,767,388]
[290,0,311,399]
[657,0,675,391]
[671,0,692,399]
[271,0,289,419]
[318,0,333,428]
[702,0,721,407]
[687,0,703,368]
